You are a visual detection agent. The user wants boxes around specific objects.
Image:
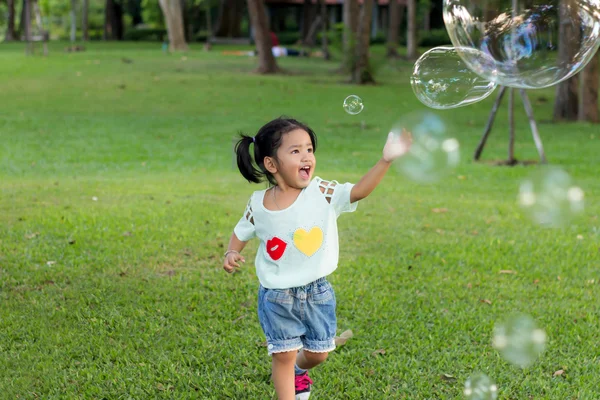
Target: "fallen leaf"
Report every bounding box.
[557,276,561,281]
[432,208,448,213]
[577,235,584,240]
[436,229,445,235]
[440,373,456,381]
[371,349,386,356]
[480,299,492,305]
[92,196,98,201]
[25,232,40,239]
[232,315,246,323]
[457,175,466,180]
[68,239,76,245]
[533,279,540,284]
[123,231,132,237]
[467,283,472,289]
[414,252,422,258]
[334,329,354,346]
[162,270,176,277]
[499,270,517,274]
[46,261,56,266]
[553,369,565,377]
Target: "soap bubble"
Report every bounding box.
[518,167,584,228]
[443,0,600,88]
[343,95,364,115]
[493,314,547,368]
[464,372,498,400]
[392,112,460,183]
[411,46,497,109]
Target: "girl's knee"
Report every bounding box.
[272,351,297,364]
[304,350,329,364]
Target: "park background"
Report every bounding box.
[1,0,599,398]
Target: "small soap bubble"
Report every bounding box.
[343,95,364,115]
[493,314,546,368]
[391,112,460,183]
[518,167,584,228]
[464,372,498,400]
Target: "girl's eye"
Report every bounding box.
[308,148,313,153]
[292,150,299,154]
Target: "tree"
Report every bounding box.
[82,0,89,41]
[341,0,359,71]
[579,50,599,122]
[70,0,77,42]
[104,0,124,40]
[214,0,244,37]
[159,0,189,51]
[319,0,329,60]
[247,0,279,73]
[386,0,401,58]
[406,0,418,60]
[351,0,375,83]
[5,0,17,41]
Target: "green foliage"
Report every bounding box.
[123,27,167,41]
[0,42,598,398]
[141,0,165,28]
[418,28,452,47]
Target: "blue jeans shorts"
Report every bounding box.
[258,277,337,356]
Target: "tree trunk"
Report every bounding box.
[320,0,330,60]
[24,0,32,54]
[579,50,599,122]
[422,0,431,31]
[82,0,89,41]
[70,0,77,43]
[341,0,359,71]
[247,0,279,73]
[553,0,581,121]
[214,0,244,37]
[5,0,17,41]
[351,0,375,84]
[386,0,400,57]
[301,0,317,44]
[159,0,189,51]
[104,0,124,40]
[406,0,418,60]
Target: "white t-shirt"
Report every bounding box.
[234,177,358,289]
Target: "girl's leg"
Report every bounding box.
[296,349,329,370]
[272,350,297,400]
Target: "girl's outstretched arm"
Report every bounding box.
[350,131,412,203]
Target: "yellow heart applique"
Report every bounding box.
[293,227,323,257]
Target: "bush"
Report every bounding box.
[276,31,301,45]
[123,28,167,41]
[418,28,452,47]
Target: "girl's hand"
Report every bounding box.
[382,129,413,162]
[223,251,245,273]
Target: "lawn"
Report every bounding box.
[0,41,599,399]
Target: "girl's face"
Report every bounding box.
[273,129,316,188]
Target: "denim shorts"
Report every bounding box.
[258,277,337,356]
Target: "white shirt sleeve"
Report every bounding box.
[233,198,256,241]
[330,181,358,217]
[316,178,358,217]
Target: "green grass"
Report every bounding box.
[1,41,599,399]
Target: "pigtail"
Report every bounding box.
[235,134,262,183]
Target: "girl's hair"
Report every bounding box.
[235,117,317,185]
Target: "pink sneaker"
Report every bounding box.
[294,372,313,400]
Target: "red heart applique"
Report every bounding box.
[266,237,287,261]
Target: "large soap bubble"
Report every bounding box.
[443,0,600,88]
[391,112,460,183]
[411,46,498,109]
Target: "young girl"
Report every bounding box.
[223,117,411,400]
